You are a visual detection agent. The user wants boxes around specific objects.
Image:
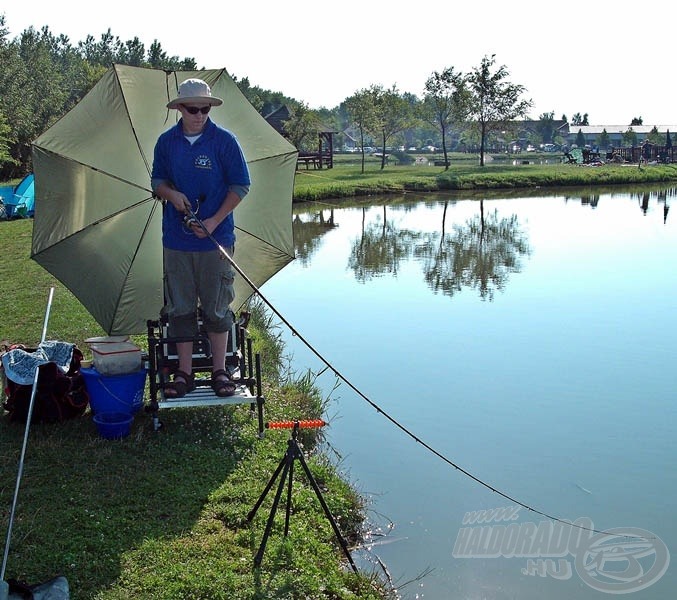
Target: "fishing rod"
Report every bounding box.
[184,206,641,539]
[2,287,55,585]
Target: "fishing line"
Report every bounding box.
[184,207,645,539]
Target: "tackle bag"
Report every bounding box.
[1,344,89,424]
[5,575,70,599]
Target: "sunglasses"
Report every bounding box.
[182,105,211,115]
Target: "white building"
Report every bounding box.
[566,124,677,148]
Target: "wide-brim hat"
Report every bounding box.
[167,78,223,109]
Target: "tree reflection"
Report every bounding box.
[416,200,530,300]
[348,206,421,281]
[345,200,530,299]
[292,209,338,265]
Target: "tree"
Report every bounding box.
[575,129,585,147]
[117,36,146,67]
[344,88,379,173]
[0,20,200,177]
[630,116,643,126]
[371,85,417,170]
[0,15,22,174]
[283,102,324,152]
[535,111,556,144]
[420,67,469,169]
[599,128,610,149]
[77,29,121,67]
[571,113,589,126]
[0,108,17,170]
[8,25,78,175]
[466,54,532,166]
[622,127,637,147]
[647,125,661,144]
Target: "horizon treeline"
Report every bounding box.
[1,15,563,182]
[0,14,301,180]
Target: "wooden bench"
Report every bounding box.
[297,155,321,169]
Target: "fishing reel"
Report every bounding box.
[182,196,204,231]
[183,213,199,228]
[182,202,202,232]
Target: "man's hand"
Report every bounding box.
[191,216,219,238]
[168,190,191,214]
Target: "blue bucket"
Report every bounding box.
[81,367,147,415]
[93,412,134,439]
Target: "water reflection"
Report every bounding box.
[416,200,530,300]
[348,206,419,281]
[292,208,337,265]
[293,185,674,273]
[340,200,531,299]
[266,186,677,599]
[562,185,674,222]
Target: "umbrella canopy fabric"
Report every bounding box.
[31,65,297,335]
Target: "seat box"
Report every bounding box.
[90,342,142,375]
[85,335,130,345]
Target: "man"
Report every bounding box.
[151,78,250,398]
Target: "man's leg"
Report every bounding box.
[176,342,194,377]
[164,248,198,397]
[207,331,228,376]
[197,249,236,396]
[208,330,235,396]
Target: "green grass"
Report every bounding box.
[0,219,390,599]
[294,154,677,201]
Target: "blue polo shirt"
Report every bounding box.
[152,118,250,251]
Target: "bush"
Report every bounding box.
[392,151,414,165]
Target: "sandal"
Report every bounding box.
[164,370,194,398]
[211,369,236,397]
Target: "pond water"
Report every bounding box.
[260,185,676,599]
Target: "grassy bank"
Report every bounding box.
[0,219,388,599]
[5,155,677,208]
[293,156,677,201]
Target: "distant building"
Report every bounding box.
[564,124,677,148]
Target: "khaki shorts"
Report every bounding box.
[163,247,235,337]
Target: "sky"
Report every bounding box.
[3,1,676,126]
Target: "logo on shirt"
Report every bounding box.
[194,155,212,170]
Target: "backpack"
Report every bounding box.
[2,345,89,424]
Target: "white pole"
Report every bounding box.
[1,287,55,584]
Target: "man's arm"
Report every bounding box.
[193,185,249,238]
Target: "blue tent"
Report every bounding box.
[3,173,34,218]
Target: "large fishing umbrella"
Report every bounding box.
[31,65,297,335]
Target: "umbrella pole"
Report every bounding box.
[1,287,55,591]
